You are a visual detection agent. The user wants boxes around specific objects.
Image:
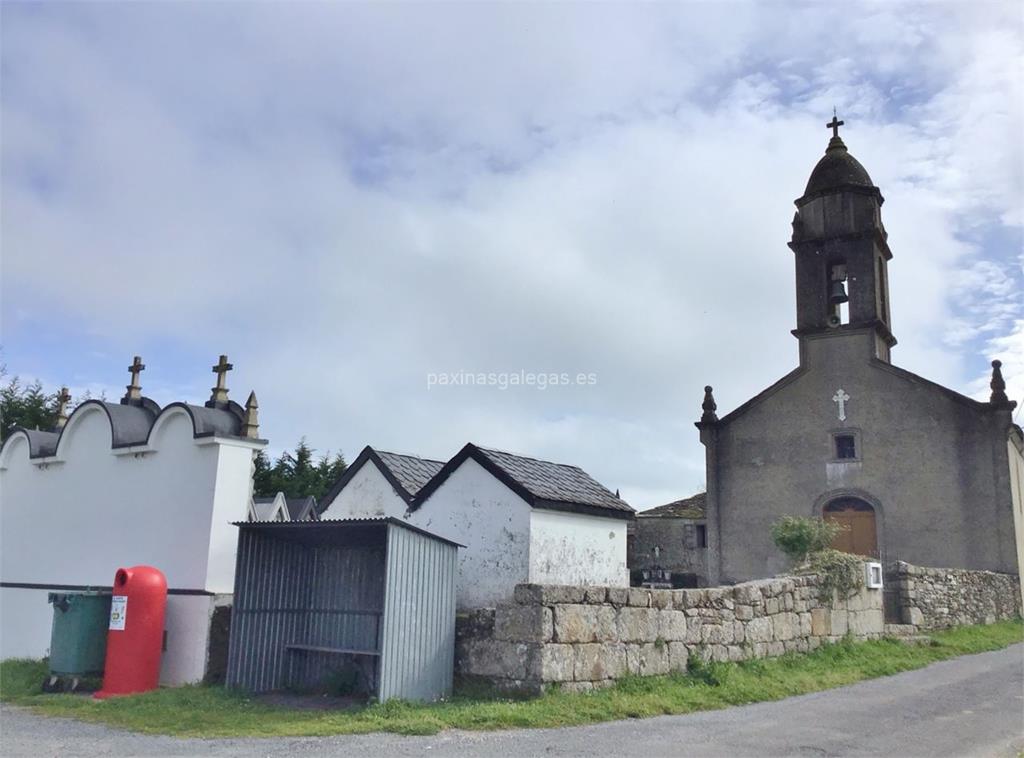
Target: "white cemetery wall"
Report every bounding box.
[0,404,258,682]
[528,509,629,588]
[320,460,408,519]
[407,457,532,610]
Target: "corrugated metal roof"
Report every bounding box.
[475,446,634,513]
[235,516,465,548]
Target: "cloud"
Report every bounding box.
[2,2,1021,507]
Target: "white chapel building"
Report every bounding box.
[320,443,634,609]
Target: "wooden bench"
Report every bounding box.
[284,644,381,693]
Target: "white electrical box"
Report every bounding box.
[865,561,884,589]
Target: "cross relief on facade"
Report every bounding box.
[832,389,850,421]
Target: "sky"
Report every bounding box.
[2,1,1022,509]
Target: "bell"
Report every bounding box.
[829,280,849,304]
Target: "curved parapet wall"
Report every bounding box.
[0,397,250,468]
[0,395,265,684]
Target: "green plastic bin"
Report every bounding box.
[47,592,111,677]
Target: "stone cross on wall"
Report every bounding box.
[210,355,233,405]
[832,389,850,422]
[55,387,72,429]
[124,356,145,402]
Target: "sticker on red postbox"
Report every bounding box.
[109,595,128,630]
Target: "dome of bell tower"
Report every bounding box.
[803,135,876,198]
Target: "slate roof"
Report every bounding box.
[638,492,706,520]
[319,446,446,510]
[412,443,635,521]
[474,446,633,514]
[375,450,446,498]
[283,496,318,521]
[251,497,286,521]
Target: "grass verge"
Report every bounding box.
[1,620,1020,738]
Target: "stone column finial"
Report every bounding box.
[55,387,72,429]
[210,354,233,406]
[990,359,1010,405]
[700,385,718,424]
[123,355,145,404]
[242,391,259,439]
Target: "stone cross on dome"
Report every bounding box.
[827,111,845,139]
[123,356,145,403]
[209,355,233,406]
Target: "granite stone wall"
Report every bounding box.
[456,571,884,694]
[892,562,1021,631]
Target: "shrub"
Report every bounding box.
[770,516,844,564]
[804,549,865,601]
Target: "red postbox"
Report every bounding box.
[94,565,167,698]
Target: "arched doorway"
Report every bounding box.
[823,498,878,557]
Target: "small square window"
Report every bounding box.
[695,524,707,548]
[835,434,857,459]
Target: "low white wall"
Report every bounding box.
[407,457,532,610]
[320,461,408,520]
[529,509,629,587]
[0,587,216,685]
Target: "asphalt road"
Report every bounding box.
[2,644,1022,758]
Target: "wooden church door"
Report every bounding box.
[824,499,878,557]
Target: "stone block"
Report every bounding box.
[733,621,745,643]
[575,642,627,681]
[628,588,652,607]
[831,609,849,636]
[553,604,616,643]
[783,593,794,611]
[708,644,730,662]
[495,604,553,643]
[668,641,691,671]
[683,616,704,643]
[513,584,545,605]
[734,583,762,604]
[583,586,608,604]
[848,608,884,636]
[460,639,533,679]
[618,607,659,642]
[657,609,688,641]
[670,590,689,609]
[560,681,594,694]
[798,612,812,637]
[606,587,630,606]
[810,608,829,637]
[514,584,587,605]
[651,590,673,610]
[765,597,781,615]
[735,604,754,621]
[772,612,796,641]
[745,616,773,643]
[627,642,670,676]
[767,641,785,657]
[701,622,734,645]
[727,645,747,662]
[525,643,575,682]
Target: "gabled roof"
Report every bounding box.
[252,493,319,521]
[413,443,635,521]
[283,496,318,521]
[319,445,446,510]
[250,494,288,522]
[639,492,706,519]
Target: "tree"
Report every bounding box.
[253,438,346,500]
[0,366,58,440]
[770,515,844,565]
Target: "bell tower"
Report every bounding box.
[789,115,896,362]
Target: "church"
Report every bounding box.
[697,117,1023,586]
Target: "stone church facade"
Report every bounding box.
[698,120,1021,586]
